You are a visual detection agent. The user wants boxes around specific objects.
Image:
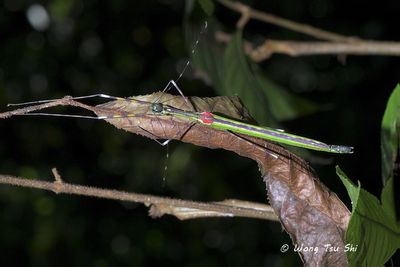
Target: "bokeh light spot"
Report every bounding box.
[26,4,50,31]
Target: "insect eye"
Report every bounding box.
[152,103,163,113]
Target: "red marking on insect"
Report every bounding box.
[200,112,214,124]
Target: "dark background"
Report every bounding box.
[0,0,398,266]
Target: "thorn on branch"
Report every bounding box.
[51,168,63,194]
[149,204,168,218]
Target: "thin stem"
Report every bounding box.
[217,0,358,42]
[215,31,400,61]
[0,171,279,221]
[250,40,400,61]
[0,97,71,119]
[0,96,124,120]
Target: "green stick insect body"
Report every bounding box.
[8,91,354,154]
[151,102,353,154]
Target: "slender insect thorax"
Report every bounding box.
[199,112,214,124]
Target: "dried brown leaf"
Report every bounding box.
[97,92,351,266]
[0,92,351,266]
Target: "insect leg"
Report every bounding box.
[17,113,107,119]
[8,94,125,107]
[161,80,195,111]
[227,130,279,159]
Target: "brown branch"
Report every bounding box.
[250,40,400,61]
[216,0,400,62]
[215,31,400,61]
[0,97,71,119]
[0,171,279,221]
[217,0,358,42]
[0,96,103,119]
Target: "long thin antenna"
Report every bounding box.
[175,21,208,85]
[7,94,122,107]
[156,21,208,110]
[163,21,208,94]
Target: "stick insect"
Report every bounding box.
[7,21,353,155]
[8,82,353,154]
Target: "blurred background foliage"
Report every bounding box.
[0,0,399,266]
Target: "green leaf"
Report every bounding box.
[255,74,320,121]
[222,31,275,125]
[211,30,320,125]
[49,0,74,19]
[381,84,400,183]
[186,24,320,125]
[184,20,225,93]
[184,0,196,16]
[381,177,396,222]
[336,167,360,208]
[198,0,215,16]
[336,166,400,267]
